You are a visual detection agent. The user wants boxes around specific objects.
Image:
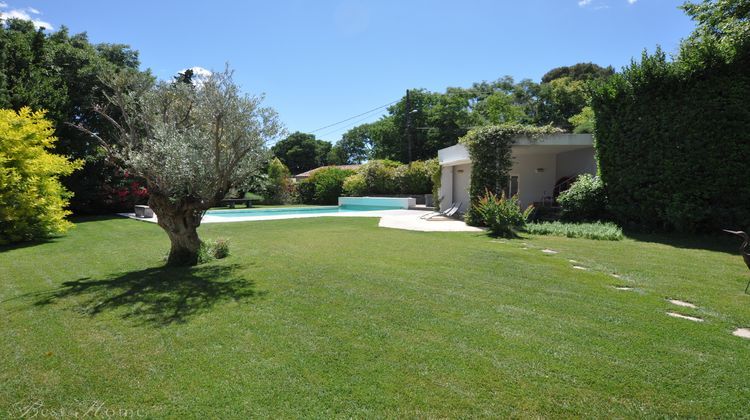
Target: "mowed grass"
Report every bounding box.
[1,216,749,417]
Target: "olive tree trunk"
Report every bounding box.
[148,193,206,266]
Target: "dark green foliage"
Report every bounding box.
[460,124,561,224]
[592,44,750,232]
[296,180,317,204]
[474,190,533,237]
[557,174,607,222]
[334,124,372,164]
[0,21,148,214]
[271,132,333,174]
[591,1,750,232]
[541,63,615,84]
[298,167,354,204]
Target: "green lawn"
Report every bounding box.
[1,217,749,417]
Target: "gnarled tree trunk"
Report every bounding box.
[148,193,206,266]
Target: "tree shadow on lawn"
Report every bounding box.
[625,232,739,255]
[34,263,263,326]
[0,238,54,254]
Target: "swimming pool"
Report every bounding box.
[206,205,399,218]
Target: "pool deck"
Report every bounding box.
[118,209,484,233]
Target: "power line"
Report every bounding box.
[316,112,384,139]
[308,100,398,134]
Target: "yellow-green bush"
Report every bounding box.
[0,108,82,244]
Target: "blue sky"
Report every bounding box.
[2,0,696,141]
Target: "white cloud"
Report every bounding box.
[0,6,53,29]
[627,0,637,4]
[578,0,592,6]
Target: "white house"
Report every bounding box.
[437,134,596,212]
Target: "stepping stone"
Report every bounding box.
[572,265,587,270]
[611,273,622,279]
[666,312,703,322]
[732,328,750,339]
[541,249,558,254]
[568,259,578,263]
[614,286,633,291]
[667,299,696,309]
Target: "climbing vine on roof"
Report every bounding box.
[459,124,562,224]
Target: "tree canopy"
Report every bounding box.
[332,63,610,163]
[271,132,333,174]
[0,19,148,213]
[79,67,282,265]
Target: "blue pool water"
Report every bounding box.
[207,205,398,218]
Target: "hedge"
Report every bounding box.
[591,45,750,232]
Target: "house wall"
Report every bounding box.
[555,147,597,180]
[439,166,453,211]
[511,154,558,207]
[452,164,471,212]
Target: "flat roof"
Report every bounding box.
[438,133,593,166]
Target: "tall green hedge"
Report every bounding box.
[591,46,750,232]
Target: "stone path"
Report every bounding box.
[506,239,750,339]
[666,312,704,322]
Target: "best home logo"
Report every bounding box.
[8,400,146,418]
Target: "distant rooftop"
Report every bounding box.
[294,164,362,179]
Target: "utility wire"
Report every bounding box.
[308,100,398,134]
[316,112,384,139]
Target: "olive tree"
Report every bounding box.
[75,67,283,265]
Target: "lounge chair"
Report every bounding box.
[420,202,462,220]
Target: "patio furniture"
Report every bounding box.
[134,205,154,218]
[420,202,462,220]
[220,198,253,208]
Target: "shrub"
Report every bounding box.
[396,159,438,194]
[197,238,231,263]
[342,173,367,196]
[524,221,623,241]
[557,174,607,222]
[298,167,354,204]
[0,108,82,245]
[265,158,293,204]
[359,160,400,195]
[472,190,533,237]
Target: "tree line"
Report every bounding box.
[271,62,613,174]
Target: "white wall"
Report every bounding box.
[452,164,471,212]
[439,166,453,211]
[555,147,596,180]
[511,154,558,208]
